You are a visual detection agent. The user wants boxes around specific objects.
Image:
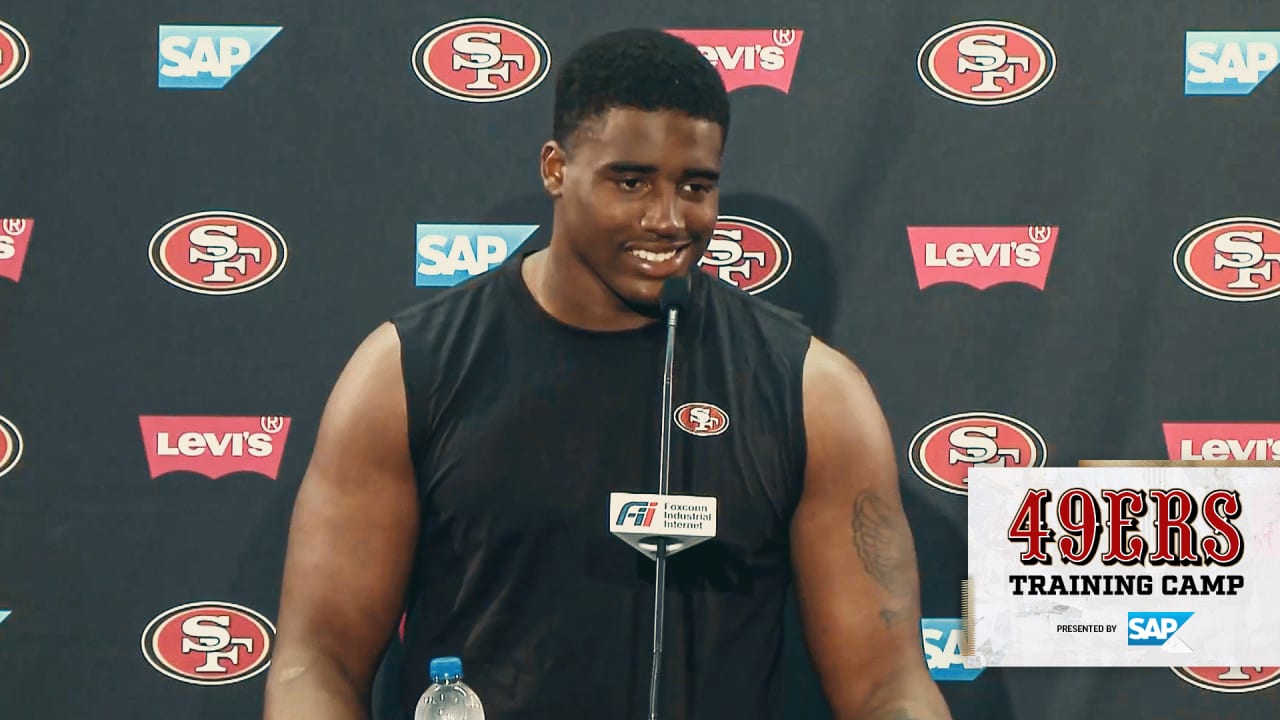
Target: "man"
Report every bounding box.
[263,28,952,720]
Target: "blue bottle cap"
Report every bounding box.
[429,656,464,681]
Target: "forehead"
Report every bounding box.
[571,108,724,164]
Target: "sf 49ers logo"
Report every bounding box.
[917,21,1056,105]
[1172,666,1280,694]
[141,601,275,685]
[698,216,792,294]
[0,20,31,91]
[1173,217,1280,302]
[149,211,288,295]
[0,414,23,479]
[675,402,730,437]
[908,412,1047,495]
[412,18,550,103]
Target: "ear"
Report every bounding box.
[540,141,566,198]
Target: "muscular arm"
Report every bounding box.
[262,323,419,720]
[791,339,952,720]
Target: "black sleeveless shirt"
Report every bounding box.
[389,250,813,720]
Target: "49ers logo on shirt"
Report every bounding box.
[909,412,1047,495]
[907,225,1058,290]
[0,414,23,478]
[1171,666,1280,694]
[412,18,550,103]
[664,29,804,93]
[675,403,729,437]
[149,211,288,295]
[0,218,34,282]
[139,415,291,479]
[1164,422,1280,462]
[917,21,1056,105]
[0,20,31,91]
[1173,217,1280,302]
[141,601,274,686]
[698,216,792,294]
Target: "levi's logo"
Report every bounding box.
[908,226,1059,290]
[0,218,34,282]
[664,29,804,93]
[1164,423,1280,462]
[139,416,291,479]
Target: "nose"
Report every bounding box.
[639,187,684,238]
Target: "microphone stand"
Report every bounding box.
[648,302,679,720]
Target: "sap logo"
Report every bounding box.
[1127,612,1194,646]
[415,224,537,287]
[921,618,983,681]
[1186,31,1280,95]
[158,25,282,89]
[615,501,657,527]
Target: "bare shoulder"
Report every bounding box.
[797,337,897,500]
[801,338,883,436]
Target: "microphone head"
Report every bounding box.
[659,275,692,315]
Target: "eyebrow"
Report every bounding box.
[603,162,721,182]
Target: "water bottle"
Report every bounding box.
[413,656,485,720]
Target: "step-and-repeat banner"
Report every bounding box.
[2,2,1279,719]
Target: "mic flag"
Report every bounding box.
[609,492,718,561]
[659,274,692,316]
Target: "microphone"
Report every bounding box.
[606,274,718,720]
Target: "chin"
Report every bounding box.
[610,277,664,314]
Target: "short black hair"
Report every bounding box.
[552,28,730,149]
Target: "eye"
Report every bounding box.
[683,182,715,195]
[617,177,645,191]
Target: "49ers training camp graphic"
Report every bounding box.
[917,21,1056,105]
[1164,421,1280,691]
[699,216,791,294]
[149,211,288,295]
[141,601,274,686]
[412,18,550,102]
[0,414,23,478]
[907,225,1058,290]
[909,412,1047,495]
[664,29,804,93]
[139,415,291,480]
[0,19,30,91]
[1173,217,1280,302]
[0,217,33,282]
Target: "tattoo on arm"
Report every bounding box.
[851,491,917,626]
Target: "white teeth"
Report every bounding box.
[630,248,678,262]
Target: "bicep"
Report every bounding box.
[274,322,420,691]
[790,340,926,715]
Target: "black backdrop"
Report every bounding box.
[2,1,1280,719]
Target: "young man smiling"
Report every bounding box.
[264,28,953,720]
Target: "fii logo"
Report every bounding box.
[1186,32,1280,95]
[921,618,983,681]
[415,224,537,287]
[158,25,282,89]
[1128,612,1195,646]
[615,501,657,528]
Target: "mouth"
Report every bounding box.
[624,244,694,278]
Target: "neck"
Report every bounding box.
[522,241,659,333]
